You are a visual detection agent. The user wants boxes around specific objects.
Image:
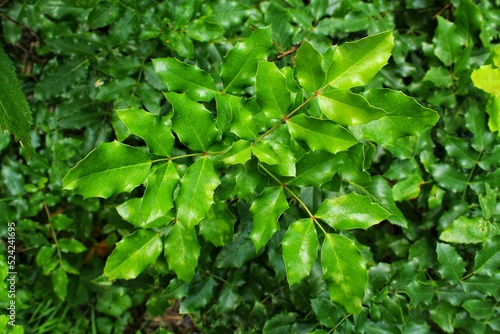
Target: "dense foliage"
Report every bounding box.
[1,0,500,333]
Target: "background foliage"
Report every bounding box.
[1,0,500,333]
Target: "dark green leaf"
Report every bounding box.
[199,201,235,247]
[433,17,465,66]
[474,236,500,276]
[263,313,297,334]
[436,242,465,282]
[180,277,217,313]
[88,2,121,29]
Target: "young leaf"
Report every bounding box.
[0,46,32,154]
[286,114,358,154]
[317,89,387,126]
[282,218,319,286]
[153,57,218,102]
[326,30,394,89]
[295,41,325,92]
[117,108,175,157]
[249,186,289,252]
[471,64,500,96]
[256,61,291,119]
[315,193,391,230]
[166,92,219,152]
[436,243,465,283]
[440,216,489,244]
[104,229,163,280]
[63,141,152,199]
[474,236,500,276]
[164,223,201,282]
[176,157,220,230]
[321,233,367,315]
[221,26,273,94]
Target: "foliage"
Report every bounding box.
[1,0,500,333]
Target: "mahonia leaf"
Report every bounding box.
[471,64,500,96]
[216,94,259,140]
[295,41,325,92]
[104,229,163,280]
[405,280,435,307]
[52,268,68,301]
[221,26,273,94]
[392,174,424,202]
[263,313,297,333]
[474,236,500,276]
[63,141,152,199]
[462,299,495,321]
[265,140,296,177]
[222,140,252,165]
[317,89,387,126]
[116,162,179,228]
[252,140,279,165]
[180,277,217,313]
[436,242,465,283]
[0,46,32,155]
[440,216,489,244]
[316,193,391,230]
[321,233,367,315]
[287,151,338,187]
[282,218,319,286]
[326,30,394,89]
[433,16,465,66]
[350,89,439,146]
[164,223,200,282]
[186,18,224,42]
[153,57,218,102]
[199,201,235,247]
[256,61,291,119]
[176,157,220,230]
[430,163,468,192]
[166,92,219,152]
[286,114,358,154]
[249,186,289,252]
[117,108,175,157]
[35,58,89,100]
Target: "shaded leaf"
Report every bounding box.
[474,236,500,276]
[199,201,235,247]
[433,16,465,66]
[263,313,297,334]
[436,242,465,282]
[52,268,68,301]
[180,277,217,313]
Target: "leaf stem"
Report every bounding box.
[43,201,62,262]
[462,150,483,199]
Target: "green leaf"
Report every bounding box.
[250,186,289,252]
[116,162,179,228]
[256,61,291,119]
[287,114,358,154]
[321,234,367,315]
[440,216,489,244]
[462,299,495,320]
[263,313,297,334]
[392,174,423,202]
[436,243,465,282]
[282,218,319,285]
[166,92,219,152]
[180,277,217,313]
[462,274,500,298]
[186,18,224,42]
[0,46,32,154]
[63,141,152,199]
[153,58,218,102]
[295,41,325,92]
[326,30,394,89]
[311,298,344,328]
[316,193,391,230]
[350,89,439,146]
[104,229,163,280]
[215,94,259,140]
[485,95,500,134]
[433,16,465,66]
[404,280,435,307]
[87,2,121,29]
[222,140,252,165]
[35,58,89,100]
[164,223,201,282]
[52,268,68,301]
[252,140,279,165]
[471,65,500,96]
[221,26,273,94]
[265,141,296,177]
[176,157,220,230]
[430,163,468,193]
[287,151,338,187]
[423,67,453,88]
[474,236,500,276]
[58,238,87,253]
[117,108,175,157]
[318,89,387,126]
[199,201,235,247]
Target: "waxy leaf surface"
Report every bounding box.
[436,242,465,283]
[474,236,500,276]
[164,223,200,282]
[256,61,291,119]
[63,141,151,199]
[295,41,325,92]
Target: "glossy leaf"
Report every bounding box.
[0,46,32,154]
[430,163,468,193]
[287,151,338,187]
[117,108,175,157]
[440,216,489,244]
[199,201,235,247]
[252,140,279,165]
[249,186,289,251]
[153,58,218,102]
[295,41,325,92]
[287,114,358,154]
[316,193,391,230]
[63,141,152,199]
[263,313,297,334]
[216,94,259,140]
[474,236,500,276]
[222,140,252,165]
[436,243,465,283]
[471,64,500,96]
[322,233,367,315]
[221,26,273,94]
[282,218,318,285]
[256,61,291,119]
[166,92,219,152]
[433,16,465,66]
[164,223,200,282]
[318,89,387,126]
[176,157,220,230]
[104,229,163,280]
[326,30,394,89]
